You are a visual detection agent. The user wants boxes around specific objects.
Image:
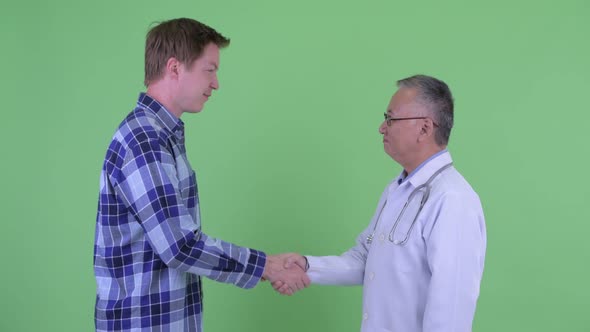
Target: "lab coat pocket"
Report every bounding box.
[385,240,416,273]
[386,218,425,273]
[388,192,424,245]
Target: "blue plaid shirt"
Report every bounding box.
[94,93,266,331]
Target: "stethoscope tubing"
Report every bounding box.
[367,162,454,246]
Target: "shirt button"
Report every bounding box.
[363,313,369,320]
[369,272,375,280]
[379,233,385,241]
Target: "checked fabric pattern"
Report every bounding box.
[94,93,266,331]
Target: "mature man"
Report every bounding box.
[277,75,487,332]
[94,18,307,332]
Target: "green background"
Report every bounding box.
[1,0,589,331]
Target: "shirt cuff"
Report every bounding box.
[235,249,266,289]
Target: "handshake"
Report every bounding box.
[262,253,310,295]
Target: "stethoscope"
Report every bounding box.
[366,162,453,246]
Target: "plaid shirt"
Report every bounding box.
[94,93,266,331]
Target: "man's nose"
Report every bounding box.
[211,75,219,90]
[379,121,386,134]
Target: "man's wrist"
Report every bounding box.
[303,255,310,272]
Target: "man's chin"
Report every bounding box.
[186,106,204,114]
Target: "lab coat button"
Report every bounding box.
[363,313,369,320]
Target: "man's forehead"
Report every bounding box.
[387,88,419,114]
[195,43,220,65]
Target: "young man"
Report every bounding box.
[94,18,308,332]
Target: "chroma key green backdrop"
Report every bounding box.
[1,0,588,331]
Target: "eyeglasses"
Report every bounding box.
[383,113,439,127]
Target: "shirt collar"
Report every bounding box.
[137,92,185,140]
[397,149,452,187]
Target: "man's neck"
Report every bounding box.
[403,145,446,175]
[146,84,181,118]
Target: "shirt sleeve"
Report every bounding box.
[422,191,487,332]
[305,187,389,285]
[111,138,265,289]
[305,233,368,285]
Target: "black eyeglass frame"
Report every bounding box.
[383,113,439,127]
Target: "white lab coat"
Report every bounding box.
[306,151,486,332]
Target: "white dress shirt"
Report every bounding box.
[306,151,486,332]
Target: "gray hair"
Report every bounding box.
[397,75,454,146]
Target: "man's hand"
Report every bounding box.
[266,253,309,295]
[281,253,308,271]
[263,253,310,295]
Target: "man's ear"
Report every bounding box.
[165,57,181,79]
[418,118,436,142]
